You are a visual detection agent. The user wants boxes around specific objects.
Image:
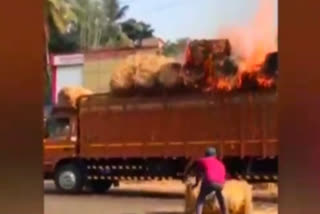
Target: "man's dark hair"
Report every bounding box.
[205,147,217,157]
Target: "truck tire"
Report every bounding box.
[89,180,112,194]
[54,163,85,193]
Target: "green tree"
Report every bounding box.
[163,38,189,57]
[44,0,79,104]
[163,41,178,57]
[48,20,80,53]
[45,0,78,38]
[73,0,131,50]
[100,0,130,47]
[102,0,128,22]
[72,0,101,50]
[121,18,154,47]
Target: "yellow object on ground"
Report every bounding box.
[185,179,253,214]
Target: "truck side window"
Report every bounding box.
[47,118,70,140]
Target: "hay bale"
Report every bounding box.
[215,75,239,92]
[132,54,175,89]
[57,86,93,108]
[185,179,215,214]
[187,39,231,66]
[182,66,206,86]
[110,55,136,93]
[185,179,253,214]
[238,71,276,91]
[222,180,253,214]
[110,53,177,95]
[158,62,184,89]
[238,72,260,91]
[219,58,238,76]
[183,39,234,91]
[262,52,278,77]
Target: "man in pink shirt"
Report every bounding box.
[185,147,228,214]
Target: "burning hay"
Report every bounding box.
[108,1,277,97]
[184,39,277,93]
[57,86,93,108]
[213,0,278,93]
[185,39,231,66]
[262,52,278,77]
[109,37,277,97]
[183,39,235,87]
[185,179,253,214]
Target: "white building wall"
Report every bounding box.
[56,65,83,98]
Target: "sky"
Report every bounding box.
[120,0,278,42]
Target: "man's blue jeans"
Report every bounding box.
[196,180,228,214]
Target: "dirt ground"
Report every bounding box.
[44,180,278,214]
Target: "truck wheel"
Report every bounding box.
[54,163,85,193]
[89,180,112,194]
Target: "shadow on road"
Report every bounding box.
[45,188,277,203]
[45,188,184,199]
[45,183,277,203]
[254,195,278,203]
[122,212,184,214]
[46,188,277,201]
[145,212,184,214]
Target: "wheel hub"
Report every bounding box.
[58,171,77,190]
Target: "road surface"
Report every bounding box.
[44,181,278,214]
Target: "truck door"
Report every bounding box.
[43,117,77,172]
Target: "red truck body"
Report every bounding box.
[43,90,278,193]
[78,91,277,159]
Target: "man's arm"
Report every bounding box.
[183,158,196,179]
[192,173,201,189]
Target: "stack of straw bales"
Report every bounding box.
[185,39,231,67]
[57,86,93,108]
[110,53,183,95]
[185,179,253,214]
[109,40,277,96]
[158,62,184,89]
[183,39,238,90]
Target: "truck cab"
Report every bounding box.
[43,107,78,179]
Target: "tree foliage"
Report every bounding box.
[48,12,80,53]
[47,0,157,52]
[70,0,131,50]
[121,18,154,47]
[163,38,189,57]
[45,0,78,35]
[44,0,79,105]
[44,0,159,104]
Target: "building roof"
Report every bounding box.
[84,37,165,61]
[140,37,164,48]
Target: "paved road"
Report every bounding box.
[44,181,277,214]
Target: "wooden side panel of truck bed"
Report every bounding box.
[78,92,278,159]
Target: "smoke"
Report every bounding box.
[218,0,278,71]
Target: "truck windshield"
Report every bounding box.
[46,118,70,140]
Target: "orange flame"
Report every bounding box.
[257,76,275,88]
[217,78,233,91]
[215,0,278,91]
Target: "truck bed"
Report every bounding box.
[77,91,278,160]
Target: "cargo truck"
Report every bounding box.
[43,90,278,193]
